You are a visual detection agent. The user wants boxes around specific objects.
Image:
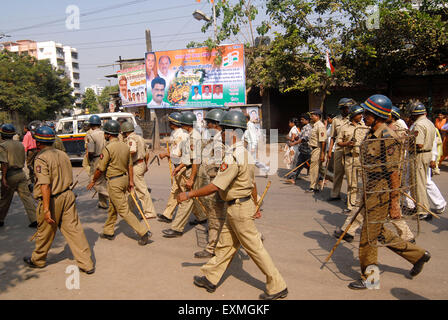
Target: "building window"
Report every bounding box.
[73,73,80,80]
[71,52,78,59]
[72,62,79,69]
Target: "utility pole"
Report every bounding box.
[146,29,160,150]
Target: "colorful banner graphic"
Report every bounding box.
[145,44,246,109]
[117,64,147,107]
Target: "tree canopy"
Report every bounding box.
[0,50,75,122]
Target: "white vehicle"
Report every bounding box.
[55,112,143,162]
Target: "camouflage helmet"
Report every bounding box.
[168,112,182,125]
[219,110,247,130]
[349,105,364,119]
[205,109,226,123]
[179,111,197,126]
[338,98,357,108]
[103,120,120,135]
[33,126,55,143]
[0,123,16,136]
[121,121,135,133]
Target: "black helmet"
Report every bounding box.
[349,105,364,119]
[120,121,134,133]
[88,115,102,126]
[0,124,16,136]
[179,111,197,126]
[219,110,247,130]
[205,109,226,123]
[28,120,42,132]
[168,112,182,125]
[33,126,55,143]
[103,120,120,135]
[338,98,357,108]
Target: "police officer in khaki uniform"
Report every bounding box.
[336,105,367,212]
[23,126,94,273]
[193,109,227,258]
[48,122,66,152]
[121,121,156,219]
[158,112,189,223]
[85,115,109,209]
[306,109,327,193]
[327,98,355,201]
[87,120,152,246]
[0,124,37,228]
[162,111,207,238]
[348,95,430,290]
[177,110,288,300]
[410,102,436,221]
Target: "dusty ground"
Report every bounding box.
[1,145,447,300]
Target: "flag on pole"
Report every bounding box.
[326,50,335,76]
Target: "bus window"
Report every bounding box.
[62,121,74,134]
[78,120,89,133]
[56,122,64,134]
[101,117,112,126]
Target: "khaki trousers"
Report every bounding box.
[130,161,156,218]
[103,175,147,237]
[31,190,94,271]
[331,149,345,198]
[0,170,36,223]
[358,179,425,275]
[170,167,207,233]
[201,199,287,295]
[89,157,109,208]
[309,148,322,190]
[415,153,431,215]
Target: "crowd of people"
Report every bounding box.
[0,94,445,297]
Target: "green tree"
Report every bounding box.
[97,85,118,111]
[0,50,75,122]
[82,88,99,114]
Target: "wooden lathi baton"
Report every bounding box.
[130,191,152,232]
[320,204,365,269]
[283,160,309,178]
[400,191,440,219]
[253,181,271,218]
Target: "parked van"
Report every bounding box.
[56,112,143,162]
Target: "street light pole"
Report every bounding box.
[212,1,217,42]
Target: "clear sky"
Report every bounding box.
[0,0,268,91]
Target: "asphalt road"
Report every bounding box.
[1,147,447,300]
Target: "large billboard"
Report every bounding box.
[117,64,147,107]
[145,44,246,109]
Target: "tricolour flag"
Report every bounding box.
[326,50,334,76]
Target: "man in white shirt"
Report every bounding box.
[244,114,270,176]
[158,55,174,89]
[213,85,223,99]
[202,86,212,99]
[192,86,202,100]
[148,77,170,107]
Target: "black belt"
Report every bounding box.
[91,154,100,158]
[107,173,127,181]
[417,150,431,154]
[227,195,251,206]
[6,167,23,177]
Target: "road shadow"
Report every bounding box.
[390,287,430,300]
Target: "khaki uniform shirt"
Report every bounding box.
[309,120,327,148]
[337,121,368,156]
[212,141,255,201]
[413,116,436,153]
[97,138,132,179]
[202,130,225,178]
[363,123,401,189]
[330,114,350,151]
[85,128,106,157]
[33,147,73,198]
[182,128,202,165]
[0,139,26,169]
[170,128,189,165]
[125,132,146,164]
